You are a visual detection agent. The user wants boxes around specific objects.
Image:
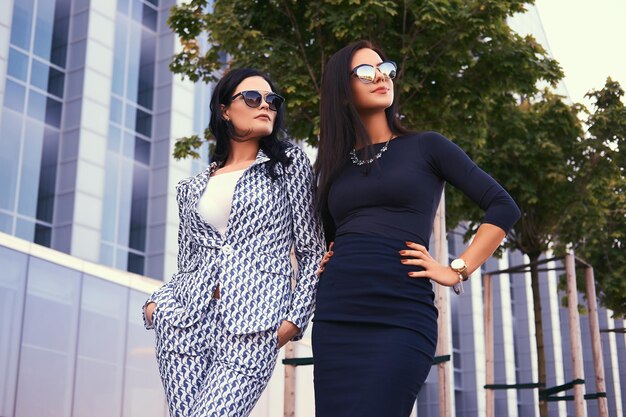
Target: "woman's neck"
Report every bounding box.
[359,111,393,144]
[224,139,260,166]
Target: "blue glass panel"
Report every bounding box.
[73,276,128,416]
[15,218,35,241]
[51,0,71,68]
[131,0,143,25]
[110,96,123,124]
[111,19,128,96]
[27,89,46,120]
[9,0,35,50]
[116,160,133,246]
[0,247,28,417]
[146,0,159,6]
[124,289,167,416]
[0,110,23,210]
[118,0,130,14]
[7,48,29,81]
[37,128,59,223]
[45,97,62,127]
[4,80,26,113]
[0,211,12,233]
[100,242,114,266]
[16,258,81,417]
[142,3,157,31]
[33,0,56,61]
[129,165,148,251]
[128,252,144,275]
[115,248,128,270]
[123,131,135,159]
[135,108,151,137]
[134,137,150,165]
[34,224,52,247]
[108,124,122,152]
[30,59,50,91]
[125,24,141,103]
[17,123,45,218]
[101,153,120,242]
[125,104,136,133]
[48,67,65,98]
[137,30,155,109]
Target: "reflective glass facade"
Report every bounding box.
[101,0,158,275]
[0,0,70,246]
[0,241,165,417]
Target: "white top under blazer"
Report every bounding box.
[197,168,246,236]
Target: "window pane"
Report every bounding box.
[72,277,127,417]
[129,165,148,251]
[128,252,144,275]
[108,124,122,152]
[135,108,151,137]
[4,80,26,113]
[16,258,81,417]
[37,128,59,223]
[0,212,12,234]
[45,97,62,127]
[111,19,128,96]
[15,218,35,241]
[27,89,47,120]
[51,0,71,68]
[48,67,65,98]
[0,110,23,210]
[101,153,120,242]
[17,124,45,218]
[134,137,150,165]
[33,0,56,61]
[0,247,28,417]
[9,0,35,50]
[34,223,52,247]
[142,3,157,31]
[7,48,29,81]
[137,29,155,108]
[31,59,50,91]
[110,96,122,124]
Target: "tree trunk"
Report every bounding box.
[529,253,548,417]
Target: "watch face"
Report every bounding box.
[451,259,466,270]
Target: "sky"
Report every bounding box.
[532,0,626,108]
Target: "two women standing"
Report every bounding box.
[143,40,520,417]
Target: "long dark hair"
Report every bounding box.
[315,41,409,238]
[209,68,291,179]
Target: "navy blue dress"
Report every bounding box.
[312,132,520,417]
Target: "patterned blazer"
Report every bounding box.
[144,145,324,352]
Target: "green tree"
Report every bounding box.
[560,79,626,317]
[166,2,624,416]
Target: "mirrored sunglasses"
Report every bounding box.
[350,61,397,84]
[230,90,285,111]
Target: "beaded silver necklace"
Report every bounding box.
[349,135,393,166]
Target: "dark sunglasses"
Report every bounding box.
[230,90,285,111]
[350,61,397,84]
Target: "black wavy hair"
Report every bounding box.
[315,40,409,241]
[208,68,291,179]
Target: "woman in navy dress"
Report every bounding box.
[312,41,521,417]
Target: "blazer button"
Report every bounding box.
[222,244,233,255]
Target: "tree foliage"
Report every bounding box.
[167,0,625,318]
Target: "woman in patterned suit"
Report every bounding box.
[142,68,324,417]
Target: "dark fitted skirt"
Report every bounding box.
[312,233,438,417]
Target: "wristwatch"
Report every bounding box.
[450,258,469,281]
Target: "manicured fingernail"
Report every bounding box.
[401,259,407,263]
[399,250,406,255]
[408,272,414,277]
[406,241,413,245]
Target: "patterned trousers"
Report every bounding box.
[153,299,280,417]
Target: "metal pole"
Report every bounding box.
[433,194,452,417]
[565,253,587,417]
[484,273,494,417]
[585,266,608,417]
